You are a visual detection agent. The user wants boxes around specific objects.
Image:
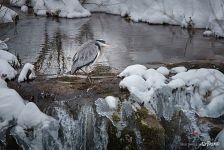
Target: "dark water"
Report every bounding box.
[1,13,224,75]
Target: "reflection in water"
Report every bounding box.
[1,14,224,75]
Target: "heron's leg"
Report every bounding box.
[80,68,92,83]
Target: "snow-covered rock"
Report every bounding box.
[105,96,119,110]
[143,69,166,89]
[17,102,53,128]
[119,75,147,92]
[21,5,28,13]
[0,50,20,66]
[0,6,18,23]
[118,64,147,78]
[0,59,17,80]
[0,78,7,88]
[157,66,170,76]
[171,66,187,74]
[203,30,213,37]
[0,88,25,121]
[167,78,185,89]
[0,40,8,50]
[18,63,36,82]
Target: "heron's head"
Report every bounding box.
[96,39,110,48]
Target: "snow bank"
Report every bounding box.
[0,6,18,23]
[33,0,90,18]
[84,0,224,37]
[18,63,36,82]
[0,50,20,66]
[118,64,147,78]
[0,59,17,80]
[0,40,8,50]
[105,96,119,110]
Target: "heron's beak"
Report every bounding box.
[102,43,111,47]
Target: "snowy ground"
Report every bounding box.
[0,6,17,23]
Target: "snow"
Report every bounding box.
[31,0,90,18]
[0,59,17,80]
[105,96,118,110]
[21,5,28,13]
[119,75,148,92]
[119,64,224,119]
[84,0,224,37]
[0,40,8,50]
[143,69,166,89]
[0,74,56,131]
[156,66,170,76]
[0,78,7,88]
[203,30,213,37]
[167,78,185,89]
[0,6,18,23]
[0,88,25,121]
[118,64,147,78]
[171,66,187,74]
[18,63,36,82]
[17,102,53,128]
[0,50,20,67]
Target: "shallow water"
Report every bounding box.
[1,13,224,75]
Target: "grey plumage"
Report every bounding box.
[71,40,101,74]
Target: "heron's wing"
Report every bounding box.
[71,41,99,74]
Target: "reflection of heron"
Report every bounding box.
[71,39,110,81]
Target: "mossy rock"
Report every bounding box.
[107,123,137,150]
[139,115,165,150]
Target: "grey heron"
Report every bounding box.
[71,39,110,81]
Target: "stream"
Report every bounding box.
[1,12,224,150]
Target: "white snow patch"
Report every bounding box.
[0,88,25,121]
[0,59,17,80]
[32,0,90,18]
[143,69,166,89]
[17,102,53,128]
[118,64,147,78]
[171,66,187,74]
[0,78,7,88]
[18,63,36,82]
[168,78,185,89]
[203,30,213,37]
[157,66,170,76]
[119,75,147,92]
[105,96,118,110]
